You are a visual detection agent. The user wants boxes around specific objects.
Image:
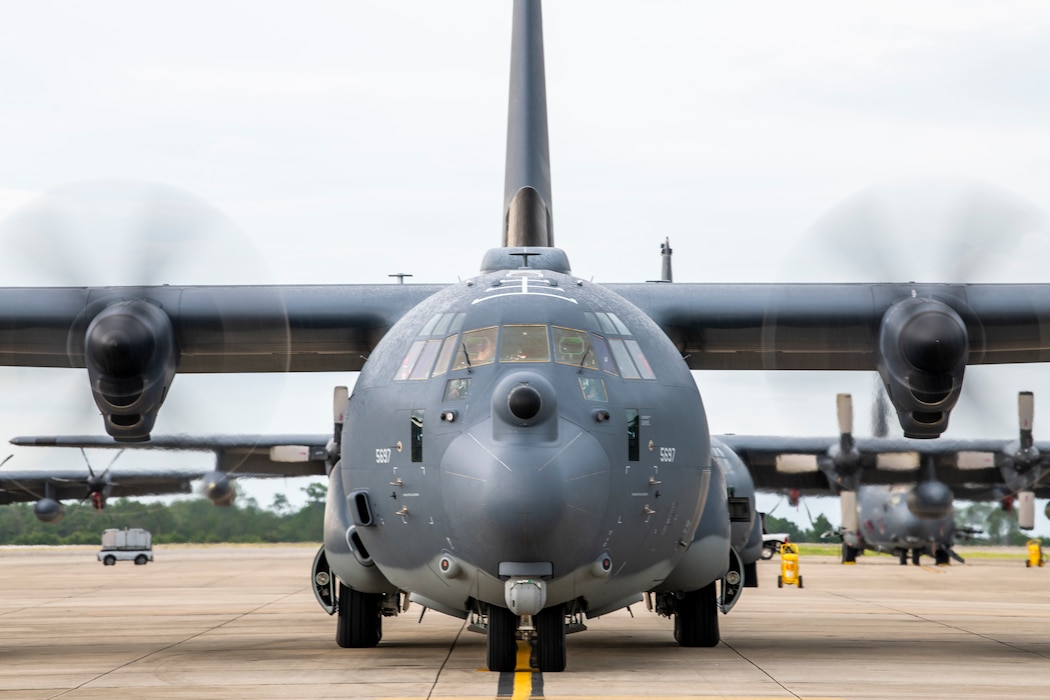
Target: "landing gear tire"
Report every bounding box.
[934,548,951,566]
[335,582,382,648]
[534,604,567,672]
[744,560,758,588]
[898,550,908,566]
[842,544,858,564]
[911,549,921,566]
[486,605,518,672]
[673,582,719,647]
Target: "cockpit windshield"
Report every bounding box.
[395,318,656,382]
[451,327,498,370]
[499,325,550,362]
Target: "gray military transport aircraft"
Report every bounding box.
[724,391,1050,566]
[828,483,976,566]
[0,440,327,519]
[8,0,1050,673]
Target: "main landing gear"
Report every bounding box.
[335,582,383,648]
[672,582,720,647]
[650,582,720,648]
[897,548,953,566]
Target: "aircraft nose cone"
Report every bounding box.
[440,419,610,571]
[907,481,954,520]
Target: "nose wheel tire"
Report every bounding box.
[535,604,567,672]
[486,605,518,672]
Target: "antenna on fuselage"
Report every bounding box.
[647,238,674,283]
[510,250,541,267]
[660,238,673,282]
[503,0,553,248]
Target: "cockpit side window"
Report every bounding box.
[420,312,466,337]
[553,326,599,369]
[579,376,607,401]
[624,339,656,379]
[444,377,470,401]
[608,339,641,379]
[607,313,631,335]
[590,334,619,376]
[451,327,498,370]
[395,340,427,381]
[594,312,619,335]
[408,340,442,380]
[431,334,460,377]
[499,324,551,362]
[418,314,441,337]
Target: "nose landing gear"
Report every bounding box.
[481,601,571,673]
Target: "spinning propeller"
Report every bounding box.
[0,180,289,443]
[777,176,1050,438]
[78,447,123,510]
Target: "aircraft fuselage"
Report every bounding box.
[854,484,955,556]
[325,251,725,618]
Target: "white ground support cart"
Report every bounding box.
[98,528,153,566]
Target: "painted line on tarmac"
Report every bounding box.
[920,565,949,574]
[496,640,541,698]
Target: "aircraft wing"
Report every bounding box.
[719,434,1050,500]
[10,434,332,477]
[0,468,197,504]
[5,280,1050,442]
[7,280,1050,373]
[0,284,444,371]
[609,282,1050,370]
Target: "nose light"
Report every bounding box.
[507,384,543,421]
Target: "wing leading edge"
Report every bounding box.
[0,284,444,372]
[10,434,331,477]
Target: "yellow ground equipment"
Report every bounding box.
[1026,538,1045,568]
[777,542,803,588]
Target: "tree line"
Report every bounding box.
[763,502,1039,546]
[0,483,326,546]
[1,487,1039,547]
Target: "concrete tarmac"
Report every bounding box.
[2,545,1050,699]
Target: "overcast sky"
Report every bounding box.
[2,1,1050,533]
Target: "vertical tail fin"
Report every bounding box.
[503,0,553,247]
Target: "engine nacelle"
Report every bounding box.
[202,471,236,506]
[34,498,66,523]
[876,297,968,438]
[84,301,178,442]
